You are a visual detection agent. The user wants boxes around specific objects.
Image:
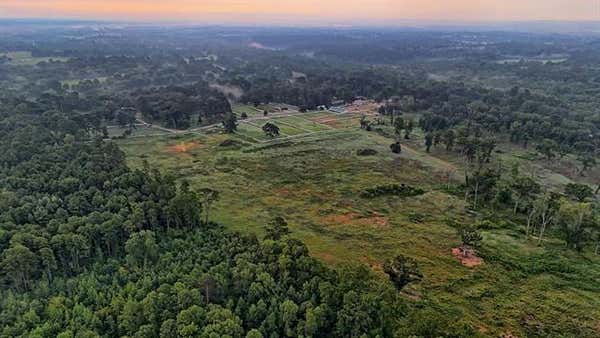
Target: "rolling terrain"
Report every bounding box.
[117,106,600,337]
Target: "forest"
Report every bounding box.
[0,22,599,337]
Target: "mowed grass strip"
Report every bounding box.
[236,123,271,141]
[272,116,332,131]
[233,104,264,118]
[259,120,307,136]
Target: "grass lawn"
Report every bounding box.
[233,104,264,118]
[271,115,333,132]
[247,120,307,136]
[236,123,272,141]
[117,120,600,337]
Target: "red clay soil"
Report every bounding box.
[166,141,200,154]
[452,247,484,267]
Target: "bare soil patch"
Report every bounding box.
[452,247,483,267]
[344,100,382,116]
[166,141,201,154]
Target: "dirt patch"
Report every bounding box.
[166,141,200,154]
[357,213,389,227]
[344,100,382,116]
[452,247,483,267]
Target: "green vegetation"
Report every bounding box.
[116,112,599,336]
[0,51,70,66]
[360,184,425,199]
[0,24,598,337]
[0,99,400,338]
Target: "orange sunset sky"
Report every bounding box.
[0,0,599,24]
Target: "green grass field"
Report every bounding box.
[249,120,307,136]
[233,104,265,118]
[0,51,70,66]
[117,112,600,337]
[236,123,272,141]
[273,115,333,132]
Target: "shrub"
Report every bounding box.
[219,139,244,147]
[356,148,378,156]
[361,184,425,198]
[390,142,402,154]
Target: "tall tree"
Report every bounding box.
[222,113,238,133]
[1,244,37,290]
[510,175,541,214]
[198,188,220,224]
[564,183,594,202]
[125,230,159,268]
[443,129,455,151]
[557,199,593,251]
[534,193,559,245]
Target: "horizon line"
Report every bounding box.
[3,17,600,25]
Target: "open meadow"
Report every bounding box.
[118,110,600,337]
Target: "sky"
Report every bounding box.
[0,0,599,25]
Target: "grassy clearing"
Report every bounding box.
[117,115,600,337]
[272,115,333,132]
[0,51,69,66]
[249,120,307,136]
[236,123,271,141]
[233,104,264,118]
